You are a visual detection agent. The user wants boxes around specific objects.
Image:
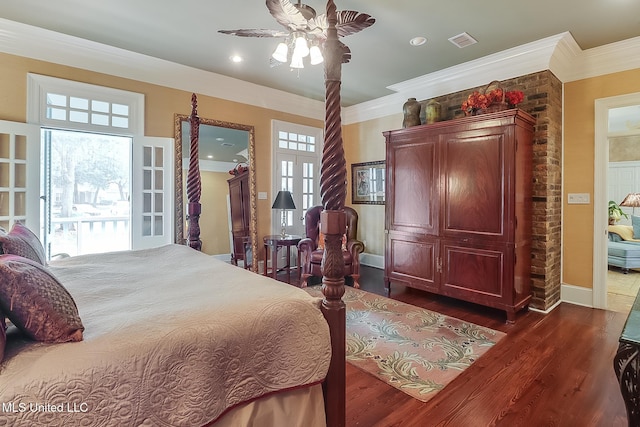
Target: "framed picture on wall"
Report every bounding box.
[351,161,385,205]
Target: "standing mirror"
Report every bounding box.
[174,114,257,272]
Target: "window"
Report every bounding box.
[20,74,173,257]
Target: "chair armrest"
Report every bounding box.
[347,239,364,255]
[298,237,316,253]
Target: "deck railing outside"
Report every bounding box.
[51,215,130,257]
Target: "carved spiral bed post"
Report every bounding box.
[320,1,347,425]
[186,93,202,251]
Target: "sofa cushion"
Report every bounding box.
[633,216,640,239]
[608,241,640,258]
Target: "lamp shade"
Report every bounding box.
[309,45,324,65]
[272,42,288,63]
[272,190,296,210]
[620,193,640,207]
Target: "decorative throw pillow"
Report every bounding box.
[0,222,46,265]
[0,254,84,343]
[633,216,640,239]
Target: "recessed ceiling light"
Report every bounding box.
[207,155,213,159]
[230,55,243,63]
[409,36,427,46]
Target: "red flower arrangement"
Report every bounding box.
[229,163,249,176]
[505,90,524,106]
[461,87,525,116]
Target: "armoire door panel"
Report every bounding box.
[440,242,510,305]
[388,139,438,235]
[442,131,509,241]
[387,234,437,291]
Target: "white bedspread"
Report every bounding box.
[0,244,331,426]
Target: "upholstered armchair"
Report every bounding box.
[297,205,365,287]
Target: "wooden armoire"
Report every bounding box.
[228,171,251,268]
[384,109,535,322]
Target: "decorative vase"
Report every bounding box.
[425,99,441,124]
[402,98,421,128]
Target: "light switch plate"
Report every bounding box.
[568,193,590,204]
[258,191,268,200]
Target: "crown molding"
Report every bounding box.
[564,35,640,82]
[0,18,326,121]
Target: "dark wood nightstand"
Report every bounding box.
[263,234,302,284]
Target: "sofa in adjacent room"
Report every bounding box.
[608,225,640,273]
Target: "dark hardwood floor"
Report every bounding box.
[281,265,629,426]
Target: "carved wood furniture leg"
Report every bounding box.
[186,93,202,251]
[615,341,640,426]
[351,274,360,289]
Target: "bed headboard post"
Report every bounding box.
[186,93,202,251]
[320,1,346,425]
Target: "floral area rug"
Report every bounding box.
[303,285,505,402]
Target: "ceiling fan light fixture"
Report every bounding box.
[293,34,310,58]
[309,45,324,65]
[272,42,289,62]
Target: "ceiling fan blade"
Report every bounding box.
[311,11,375,39]
[218,28,290,38]
[336,11,375,38]
[339,41,352,64]
[266,0,309,31]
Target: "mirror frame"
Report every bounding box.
[174,114,258,272]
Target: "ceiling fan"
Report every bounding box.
[218,0,375,67]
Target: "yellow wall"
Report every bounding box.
[343,113,401,256]
[0,52,323,257]
[563,68,640,288]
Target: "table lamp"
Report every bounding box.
[272,190,296,237]
[620,193,640,216]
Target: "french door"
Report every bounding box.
[274,152,319,237]
[272,120,323,238]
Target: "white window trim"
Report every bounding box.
[27,73,144,136]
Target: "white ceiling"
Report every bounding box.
[1,0,640,107]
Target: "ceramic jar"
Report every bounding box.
[425,99,441,124]
[402,98,421,128]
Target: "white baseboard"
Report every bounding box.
[560,283,594,308]
[360,253,384,270]
[529,299,562,314]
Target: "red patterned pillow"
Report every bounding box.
[0,255,84,343]
[0,223,46,265]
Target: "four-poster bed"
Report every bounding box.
[1,1,350,426]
